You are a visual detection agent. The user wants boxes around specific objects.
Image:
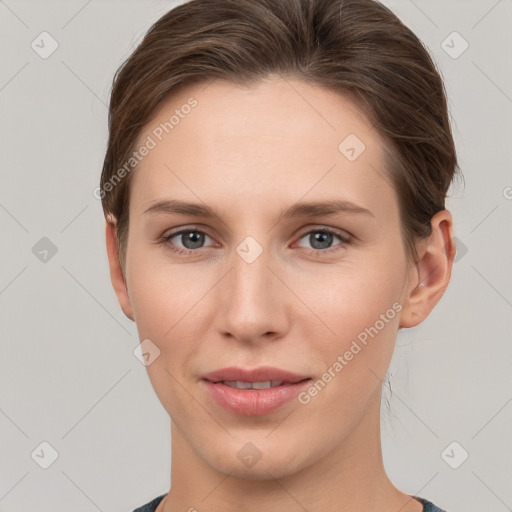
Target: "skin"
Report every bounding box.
[105,75,455,512]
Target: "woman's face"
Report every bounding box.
[120,76,419,478]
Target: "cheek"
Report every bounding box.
[126,252,189,370]
[127,242,195,335]
[292,269,403,430]
[128,269,173,340]
[130,284,203,370]
[126,248,219,374]
[303,253,404,334]
[126,256,204,413]
[295,246,407,381]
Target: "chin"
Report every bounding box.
[205,442,308,481]
[217,460,300,481]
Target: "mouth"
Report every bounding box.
[200,366,312,416]
[201,365,311,384]
[211,379,307,390]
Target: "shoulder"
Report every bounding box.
[132,494,167,512]
[414,495,450,512]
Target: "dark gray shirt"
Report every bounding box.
[133,494,449,511]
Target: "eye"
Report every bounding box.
[294,227,352,256]
[160,227,216,255]
[159,226,352,257]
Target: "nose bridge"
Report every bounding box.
[216,236,287,341]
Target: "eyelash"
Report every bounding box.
[159,226,352,258]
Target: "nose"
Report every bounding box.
[214,241,290,345]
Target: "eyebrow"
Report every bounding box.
[143,198,374,220]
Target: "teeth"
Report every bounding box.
[222,380,285,389]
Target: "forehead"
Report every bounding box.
[130,76,396,220]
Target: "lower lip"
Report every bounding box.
[201,379,312,416]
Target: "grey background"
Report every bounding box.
[0,1,511,511]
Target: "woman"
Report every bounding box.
[100,0,459,510]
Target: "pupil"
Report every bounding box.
[183,231,204,249]
[311,231,332,250]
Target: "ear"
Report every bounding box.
[399,210,456,328]
[105,218,135,322]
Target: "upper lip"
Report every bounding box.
[201,366,310,383]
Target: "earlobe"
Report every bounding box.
[399,210,456,328]
[105,219,135,322]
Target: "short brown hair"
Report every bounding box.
[100,0,460,272]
